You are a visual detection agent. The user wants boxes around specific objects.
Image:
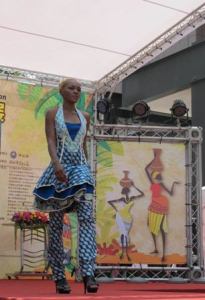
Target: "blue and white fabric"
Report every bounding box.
[33,105,94,212]
[48,198,96,280]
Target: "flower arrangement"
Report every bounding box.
[11,211,49,250]
[11,211,49,228]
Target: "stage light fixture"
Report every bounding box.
[170,100,188,118]
[97,97,110,115]
[132,100,150,117]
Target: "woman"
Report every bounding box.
[33,78,98,294]
[108,171,144,261]
[145,160,179,262]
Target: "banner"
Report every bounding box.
[96,141,186,265]
[0,79,93,278]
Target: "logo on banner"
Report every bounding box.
[0,102,6,123]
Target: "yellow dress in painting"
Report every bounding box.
[148,183,168,236]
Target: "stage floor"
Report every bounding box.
[1,280,205,300]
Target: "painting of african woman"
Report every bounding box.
[96,141,186,265]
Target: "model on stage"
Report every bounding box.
[33,78,98,294]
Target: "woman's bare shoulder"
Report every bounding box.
[81,111,90,122]
[45,107,59,120]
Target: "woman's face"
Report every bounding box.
[60,79,81,103]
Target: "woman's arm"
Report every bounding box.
[131,184,144,198]
[160,181,180,196]
[82,111,90,160]
[45,108,58,163]
[45,108,67,183]
[145,161,153,183]
[108,198,125,211]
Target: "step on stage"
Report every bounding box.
[1,280,205,300]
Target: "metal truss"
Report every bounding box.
[93,124,202,143]
[96,3,205,94]
[187,141,203,268]
[93,124,203,281]
[96,266,190,282]
[0,65,95,92]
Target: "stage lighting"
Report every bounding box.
[132,100,150,117]
[97,98,110,115]
[170,100,188,118]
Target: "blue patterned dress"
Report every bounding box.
[33,105,96,280]
[33,105,94,212]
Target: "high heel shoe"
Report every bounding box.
[83,275,99,294]
[55,278,71,294]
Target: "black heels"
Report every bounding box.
[55,278,71,294]
[83,276,99,294]
[55,276,98,294]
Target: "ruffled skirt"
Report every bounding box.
[33,163,94,212]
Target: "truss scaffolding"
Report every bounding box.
[93,124,203,281]
[0,65,95,92]
[96,3,205,94]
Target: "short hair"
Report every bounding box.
[59,78,80,94]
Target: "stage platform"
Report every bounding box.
[1,280,205,300]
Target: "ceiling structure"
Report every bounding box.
[0,0,205,86]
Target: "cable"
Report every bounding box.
[0,25,130,57]
[142,0,188,14]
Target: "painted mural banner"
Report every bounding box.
[96,141,186,265]
[0,78,93,278]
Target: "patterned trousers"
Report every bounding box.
[47,198,96,281]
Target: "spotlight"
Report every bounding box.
[170,100,188,118]
[132,100,150,117]
[97,97,110,115]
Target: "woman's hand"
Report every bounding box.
[174,181,181,184]
[53,161,68,183]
